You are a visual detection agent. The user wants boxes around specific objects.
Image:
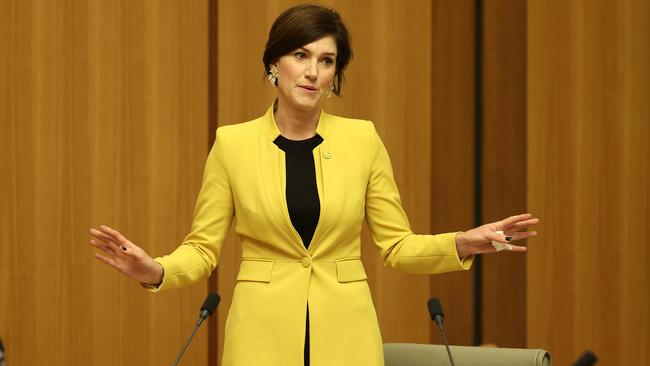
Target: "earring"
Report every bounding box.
[268,67,279,87]
[327,83,335,98]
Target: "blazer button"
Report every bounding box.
[301,257,312,268]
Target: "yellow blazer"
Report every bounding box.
[153,104,472,366]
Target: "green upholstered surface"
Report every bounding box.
[384,343,552,366]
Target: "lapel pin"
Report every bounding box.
[322,151,333,159]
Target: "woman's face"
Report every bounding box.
[271,36,337,112]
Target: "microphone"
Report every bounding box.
[427,298,455,366]
[0,337,5,366]
[199,292,220,321]
[573,351,598,366]
[172,293,221,366]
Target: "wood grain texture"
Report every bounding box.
[0,1,210,365]
[527,0,650,364]
[481,0,527,348]
[429,0,476,346]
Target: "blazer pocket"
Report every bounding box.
[336,258,368,283]
[236,259,274,283]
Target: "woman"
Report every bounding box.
[89,4,538,366]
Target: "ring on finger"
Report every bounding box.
[492,231,512,252]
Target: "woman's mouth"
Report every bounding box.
[299,85,318,93]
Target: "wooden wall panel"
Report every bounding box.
[481,0,527,348]
[0,0,537,364]
[430,0,476,346]
[528,0,650,364]
[0,1,210,365]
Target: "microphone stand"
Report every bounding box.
[428,298,456,366]
[172,314,208,366]
[434,316,456,366]
[0,337,5,366]
[172,293,220,366]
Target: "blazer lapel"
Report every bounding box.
[308,111,341,254]
[258,105,307,253]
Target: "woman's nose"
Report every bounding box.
[304,60,318,80]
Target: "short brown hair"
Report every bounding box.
[263,4,353,96]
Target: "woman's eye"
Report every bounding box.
[323,58,335,66]
[294,52,306,59]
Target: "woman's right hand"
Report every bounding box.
[89,225,164,286]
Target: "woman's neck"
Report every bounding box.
[273,99,320,140]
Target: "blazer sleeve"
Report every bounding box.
[364,123,473,274]
[149,127,234,291]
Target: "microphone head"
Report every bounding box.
[427,298,444,321]
[573,351,598,366]
[200,293,221,316]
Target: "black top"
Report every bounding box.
[273,133,323,366]
[273,134,323,248]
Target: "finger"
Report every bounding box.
[499,213,533,229]
[90,239,118,256]
[506,231,538,241]
[90,228,120,247]
[506,244,527,253]
[94,252,116,267]
[99,225,129,247]
[503,218,540,232]
[90,235,116,247]
[502,228,538,237]
[90,231,122,251]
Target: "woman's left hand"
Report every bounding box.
[455,213,539,258]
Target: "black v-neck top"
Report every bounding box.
[273,134,324,249]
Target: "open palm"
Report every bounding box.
[455,213,540,257]
[89,225,163,285]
